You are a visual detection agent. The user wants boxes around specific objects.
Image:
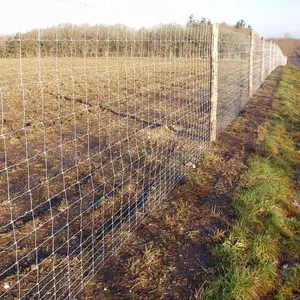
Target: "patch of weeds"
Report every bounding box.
[129,242,164,290]
[57,198,68,212]
[212,229,226,242]
[187,170,209,185]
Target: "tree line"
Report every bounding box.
[0,17,252,59]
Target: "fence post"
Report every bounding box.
[210,24,219,142]
[249,31,254,98]
[274,44,276,68]
[269,41,273,74]
[260,37,265,84]
[272,43,274,70]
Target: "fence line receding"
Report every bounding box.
[0,23,287,299]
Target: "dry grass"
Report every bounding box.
[79,68,284,299]
[271,38,300,57]
[0,56,213,298]
[0,54,260,298]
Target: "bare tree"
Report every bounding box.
[284,32,292,39]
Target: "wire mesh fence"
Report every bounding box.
[217,27,251,135]
[0,21,286,299]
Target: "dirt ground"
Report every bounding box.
[79,67,285,299]
[0,55,254,299]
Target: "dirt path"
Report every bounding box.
[80,67,285,300]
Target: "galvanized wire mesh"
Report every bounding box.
[217,27,250,135]
[264,41,272,80]
[253,37,263,93]
[0,21,286,299]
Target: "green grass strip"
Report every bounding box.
[205,66,300,300]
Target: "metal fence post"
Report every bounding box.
[210,24,219,142]
[249,31,254,98]
[260,37,265,84]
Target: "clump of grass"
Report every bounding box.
[205,66,300,299]
[129,242,164,290]
[207,157,292,299]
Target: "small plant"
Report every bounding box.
[57,198,68,212]
[213,229,226,241]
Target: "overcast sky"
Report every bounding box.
[0,0,298,38]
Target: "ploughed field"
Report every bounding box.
[0,56,248,298]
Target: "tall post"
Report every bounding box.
[273,43,276,69]
[260,37,265,84]
[269,41,273,75]
[210,24,219,142]
[249,31,254,98]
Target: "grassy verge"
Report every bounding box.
[205,66,300,300]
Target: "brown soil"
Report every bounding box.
[0,57,253,299]
[80,67,285,299]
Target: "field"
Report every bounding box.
[0,44,264,299]
[0,55,253,298]
[270,38,300,57]
[0,14,289,297]
[0,56,214,298]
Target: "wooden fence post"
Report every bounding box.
[273,43,276,69]
[249,31,254,98]
[210,24,219,142]
[269,41,273,75]
[261,37,265,84]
